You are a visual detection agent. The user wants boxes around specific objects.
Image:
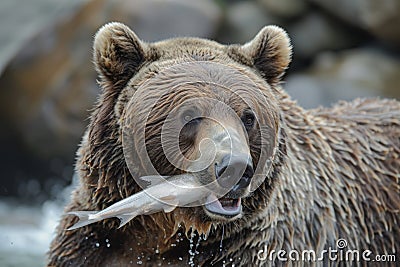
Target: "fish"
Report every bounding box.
[66,174,212,230]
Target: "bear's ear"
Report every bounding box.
[230,26,292,84]
[93,22,147,89]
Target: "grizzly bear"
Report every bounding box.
[47,22,399,266]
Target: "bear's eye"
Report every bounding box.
[181,110,202,125]
[185,117,202,125]
[241,111,255,131]
[184,115,192,122]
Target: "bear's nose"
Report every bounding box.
[215,154,254,191]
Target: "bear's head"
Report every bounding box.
[81,22,291,239]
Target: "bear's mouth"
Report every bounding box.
[204,194,242,217]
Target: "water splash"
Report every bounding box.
[194,234,202,256]
[188,231,196,267]
[188,230,203,267]
[220,225,225,252]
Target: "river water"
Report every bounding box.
[0,199,63,266]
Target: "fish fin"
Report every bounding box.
[162,197,179,213]
[163,204,177,213]
[139,175,167,187]
[117,213,138,229]
[66,211,100,230]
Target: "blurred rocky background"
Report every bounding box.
[1,0,399,202]
[0,0,399,265]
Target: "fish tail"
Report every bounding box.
[66,211,100,230]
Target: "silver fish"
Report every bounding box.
[67,174,211,230]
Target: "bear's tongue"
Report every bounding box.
[205,194,241,216]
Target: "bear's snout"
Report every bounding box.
[215,153,254,192]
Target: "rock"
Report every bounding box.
[310,0,400,46]
[0,0,222,161]
[0,0,222,198]
[0,0,101,160]
[0,0,89,75]
[0,0,97,199]
[105,0,222,41]
[288,12,364,59]
[257,0,308,19]
[219,1,281,44]
[285,48,400,108]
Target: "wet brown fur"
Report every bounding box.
[47,23,399,266]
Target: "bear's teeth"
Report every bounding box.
[219,199,236,207]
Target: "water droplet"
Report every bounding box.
[85,236,88,240]
[137,260,142,265]
[155,249,159,254]
[95,242,100,247]
[178,257,183,261]
[105,239,109,242]
[106,243,110,248]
